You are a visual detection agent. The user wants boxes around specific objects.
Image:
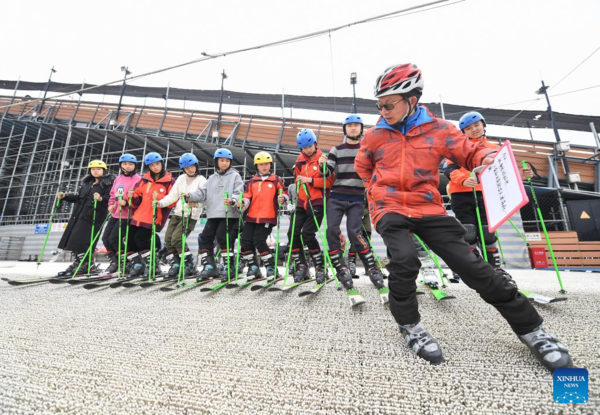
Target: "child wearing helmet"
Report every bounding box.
[56,160,114,276]
[124,152,175,278]
[355,63,572,372]
[444,112,532,281]
[100,154,142,275]
[319,114,384,291]
[155,153,207,279]
[290,129,335,283]
[186,148,244,282]
[238,151,287,282]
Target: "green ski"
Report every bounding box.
[420,281,455,301]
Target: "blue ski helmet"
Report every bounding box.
[343,114,364,136]
[119,153,137,164]
[459,111,486,132]
[179,153,198,169]
[144,152,163,166]
[214,148,233,160]
[296,129,317,149]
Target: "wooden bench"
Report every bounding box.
[528,231,600,267]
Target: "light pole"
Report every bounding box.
[213,69,228,142]
[36,66,56,118]
[535,80,576,189]
[350,72,357,114]
[115,66,131,124]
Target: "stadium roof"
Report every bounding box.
[2,80,598,132]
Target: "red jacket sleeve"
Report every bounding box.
[355,132,374,187]
[441,123,492,172]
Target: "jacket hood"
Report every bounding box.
[374,105,435,135]
[83,173,114,187]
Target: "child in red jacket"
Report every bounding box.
[290,129,334,283]
[123,152,175,278]
[355,63,572,372]
[239,151,287,282]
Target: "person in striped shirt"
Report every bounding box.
[319,114,385,291]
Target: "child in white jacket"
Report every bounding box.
[156,153,207,278]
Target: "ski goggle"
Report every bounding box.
[376,98,405,111]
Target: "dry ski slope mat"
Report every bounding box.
[0,264,598,413]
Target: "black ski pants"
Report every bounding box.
[241,222,274,255]
[376,213,542,335]
[126,226,162,253]
[290,205,323,256]
[199,218,239,253]
[102,217,130,254]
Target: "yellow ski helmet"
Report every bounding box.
[88,160,107,169]
[254,151,273,165]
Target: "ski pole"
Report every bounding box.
[89,198,98,274]
[495,231,507,268]
[177,196,188,286]
[274,188,283,278]
[302,183,339,288]
[118,194,123,277]
[413,233,448,286]
[122,190,132,276]
[522,160,565,293]
[362,224,387,276]
[470,172,488,263]
[234,193,244,284]
[321,160,334,278]
[70,213,111,277]
[150,191,157,282]
[282,182,300,287]
[508,218,530,246]
[224,191,231,283]
[38,197,61,268]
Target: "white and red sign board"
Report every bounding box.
[479,141,529,233]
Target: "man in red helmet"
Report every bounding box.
[355,63,572,372]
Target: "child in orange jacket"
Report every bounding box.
[444,111,532,282]
[290,129,334,283]
[123,152,175,278]
[239,151,287,281]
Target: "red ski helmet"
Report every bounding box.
[374,63,424,98]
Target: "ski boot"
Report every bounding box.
[419,253,439,290]
[57,256,80,277]
[519,324,572,372]
[246,265,262,281]
[486,245,502,269]
[496,268,518,289]
[293,264,310,283]
[329,250,352,289]
[157,247,169,266]
[348,252,357,278]
[265,266,278,282]
[183,251,196,277]
[367,267,385,289]
[422,268,439,290]
[166,252,181,279]
[128,252,145,278]
[399,321,445,365]
[309,250,327,285]
[78,263,100,275]
[449,272,461,283]
[337,268,354,290]
[142,251,162,280]
[196,250,220,282]
[104,252,119,274]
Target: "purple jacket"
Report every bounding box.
[108,174,142,219]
